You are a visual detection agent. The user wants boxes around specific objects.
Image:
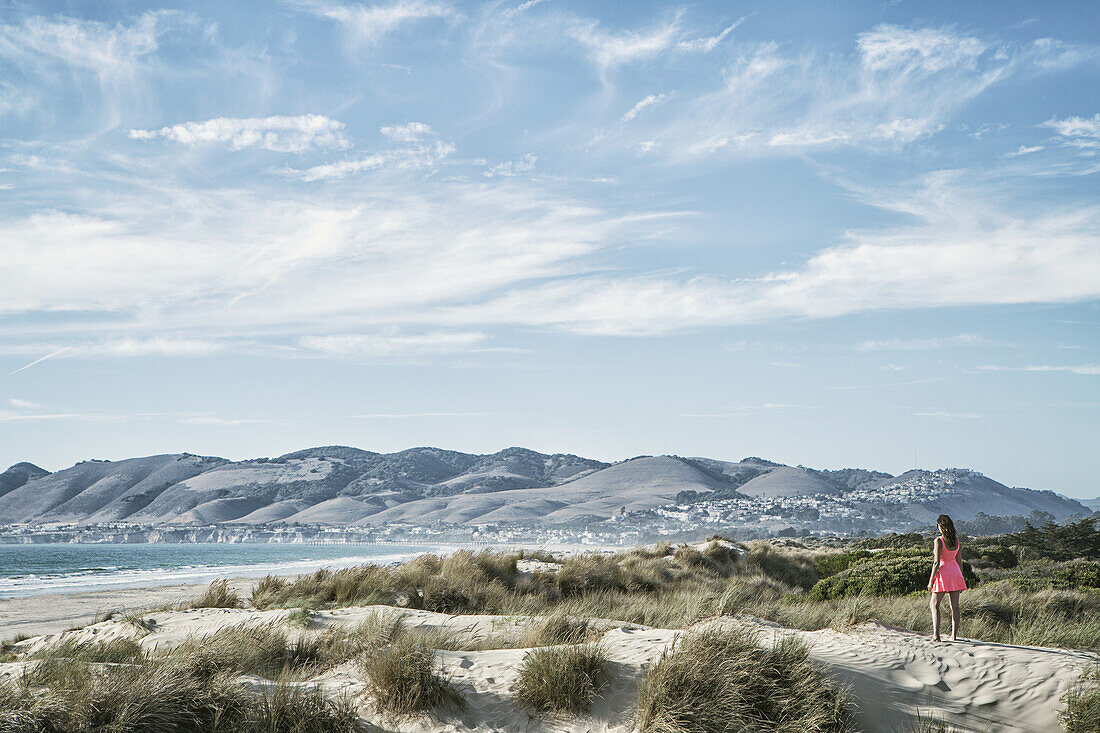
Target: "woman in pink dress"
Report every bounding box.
[927,513,967,642]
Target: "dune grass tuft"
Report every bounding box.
[250,684,362,733]
[3,656,361,733]
[31,637,146,665]
[512,643,608,716]
[1062,665,1100,733]
[521,612,597,647]
[359,636,462,717]
[636,626,850,733]
[285,608,313,629]
[170,623,331,680]
[187,578,243,609]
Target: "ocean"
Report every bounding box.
[0,543,437,598]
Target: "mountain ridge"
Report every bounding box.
[0,447,1088,528]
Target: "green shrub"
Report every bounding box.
[637,626,850,732]
[814,550,873,578]
[961,545,1018,569]
[1011,561,1100,591]
[808,550,977,600]
[513,644,608,715]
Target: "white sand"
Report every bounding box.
[6,602,1095,732]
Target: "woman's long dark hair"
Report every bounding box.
[937,514,958,551]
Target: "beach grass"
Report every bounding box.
[186,578,243,609]
[512,643,608,715]
[636,626,850,733]
[359,635,462,716]
[2,659,360,733]
[1061,665,1100,733]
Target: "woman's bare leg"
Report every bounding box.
[948,591,961,641]
[930,592,944,641]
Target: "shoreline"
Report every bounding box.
[0,542,621,638]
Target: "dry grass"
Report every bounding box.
[170,623,329,680]
[520,612,598,647]
[2,659,361,733]
[186,578,243,609]
[512,643,608,715]
[1061,665,1100,733]
[636,626,850,733]
[359,635,462,717]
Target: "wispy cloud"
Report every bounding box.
[609,25,1095,160]
[348,411,496,418]
[298,331,490,358]
[7,339,223,361]
[567,15,682,73]
[978,364,1100,376]
[677,15,749,53]
[621,94,670,123]
[290,0,451,46]
[485,153,537,177]
[682,403,811,417]
[1005,144,1044,157]
[913,410,981,420]
[856,334,987,351]
[1042,113,1100,152]
[129,115,349,152]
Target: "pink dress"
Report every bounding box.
[931,539,968,593]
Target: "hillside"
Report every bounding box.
[0,447,1088,528]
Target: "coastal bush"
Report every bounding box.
[359,636,462,716]
[1061,665,1100,733]
[807,550,977,600]
[960,544,1017,570]
[1003,518,1100,562]
[513,643,608,715]
[814,550,873,578]
[636,626,850,733]
[1010,560,1100,591]
[187,578,243,609]
[853,532,926,550]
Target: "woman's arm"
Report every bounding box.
[927,537,941,590]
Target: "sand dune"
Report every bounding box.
[6,603,1094,732]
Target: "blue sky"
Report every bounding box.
[1,0,1098,498]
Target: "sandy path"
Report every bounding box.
[743,618,1096,732]
[5,606,1095,732]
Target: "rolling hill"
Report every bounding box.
[0,447,1088,528]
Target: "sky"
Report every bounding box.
[0,0,1098,498]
